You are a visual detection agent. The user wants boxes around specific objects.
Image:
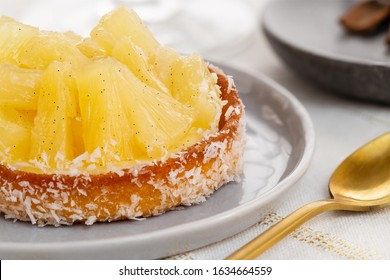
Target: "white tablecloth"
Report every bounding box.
[0,0,388,260]
[170,0,390,260]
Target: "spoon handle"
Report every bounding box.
[225,199,369,260]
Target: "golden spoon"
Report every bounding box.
[226,132,390,260]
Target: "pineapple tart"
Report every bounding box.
[0,7,246,226]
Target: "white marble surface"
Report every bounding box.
[172,0,390,260]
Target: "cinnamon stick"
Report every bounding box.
[387,24,390,44]
[341,0,390,33]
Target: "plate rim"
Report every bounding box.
[0,61,315,259]
[262,0,390,68]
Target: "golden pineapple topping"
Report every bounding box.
[0,7,223,174]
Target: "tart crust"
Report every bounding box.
[0,66,246,226]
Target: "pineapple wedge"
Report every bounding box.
[0,117,30,161]
[30,62,77,166]
[0,105,32,162]
[0,106,35,129]
[91,7,159,56]
[92,7,167,94]
[17,31,88,69]
[0,63,42,110]
[76,58,135,163]
[112,36,168,94]
[0,16,39,64]
[76,57,193,161]
[151,46,181,91]
[171,53,223,130]
[63,31,106,58]
[76,38,106,58]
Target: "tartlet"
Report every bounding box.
[0,66,245,226]
[0,8,245,226]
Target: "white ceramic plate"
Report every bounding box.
[263,0,390,103]
[0,63,315,259]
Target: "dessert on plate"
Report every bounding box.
[0,7,246,226]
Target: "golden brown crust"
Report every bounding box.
[0,67,246,226]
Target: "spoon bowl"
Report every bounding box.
[330,132,390,206]
[226,132,390,259]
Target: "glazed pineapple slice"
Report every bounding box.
[76,57,193,161]
[171,53,223,130]
[30,62,77,167]
[91,7,159,56]
[0,64,42,110]
[0,16,39,64]
[0,106,35,128]
[120,67,194,159]
[17,31,88,70]
[112,37,168,94]
[63,31,106,58]
[76,58,135,163]
[0,117,30,162]
[76,38,106,58]
[0,106,31,162]
[151,46,181,91]
[152,49,223,130]
[92,7,167,94]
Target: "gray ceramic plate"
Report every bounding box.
[263,0,390,104]
[0,63,315,260]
